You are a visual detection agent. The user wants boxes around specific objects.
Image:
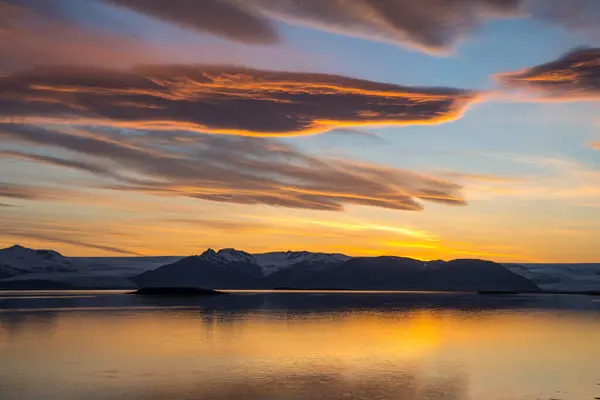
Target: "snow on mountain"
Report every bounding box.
[203,248,256,264]
[134,249,539,291]
[505,263,600,291]
[1,244,598,291]
[187,248,351,276]
[255,251,351,275]
[0,245,77,278]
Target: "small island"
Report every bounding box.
[129,287,226,296]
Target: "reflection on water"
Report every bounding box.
[0,291,600,400]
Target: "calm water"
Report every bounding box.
[1,291,600,400]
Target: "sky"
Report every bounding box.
[1,0,600,262]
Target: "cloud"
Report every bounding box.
[0,65,478,136]
[245,0,523,54]
[3,0,600,63]
[106,0,277,45]
[0,1,162,71]
[0,182,69,201]
[0,1,306,72]
[4,231,142,255]
[0,211,150,255]
[0,124,466,211]
[105,0,600,54]
[589,141,600,150]
[0,149,120,178]
[495,47,600,101]
[458,155,600,202]
[326,128,385,142]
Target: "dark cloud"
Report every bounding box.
[3,0,600,61]
[0,1,365,72]
[1,1,281,72]
[103,0,600,54]
[0,124,466,211]
[0,0,131,69]
[246,0,523,54]
[0,0,165,71]
[496,47,600,100]
[0,182,65,201]
[0,65,477,135]
[97,0,523,53]
[106,0,277,45]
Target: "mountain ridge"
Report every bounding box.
[0,244,78,280]
[132,248,540,292]
[2,245,598,291]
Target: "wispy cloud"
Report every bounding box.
[458,154,600,203]
[0,124,466,212]
[0,214,146,255]
[4,231,143,255]
[0,182,70,201]
[0,149,120,178]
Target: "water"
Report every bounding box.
[1,291,599,400]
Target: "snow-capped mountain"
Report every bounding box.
[254,250,351,275]
[132,248,351,288]
[132,248,264,289]
[1,245,597,291]
[133,248,539,291]
[0,245,78,279]
[174,248,351,275]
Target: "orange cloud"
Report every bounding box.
[0,65,478,136]
[495,47,600,101]
[0,124,466,212]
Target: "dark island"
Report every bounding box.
[129,287,226,296]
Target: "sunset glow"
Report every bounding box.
[1,0,599,263]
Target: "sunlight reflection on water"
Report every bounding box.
[0,291,599,400]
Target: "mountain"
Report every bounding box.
[2,244,595,292]
[0,245,78,279]
[133,248,351,289]
[133,248,539,291]
[133,249,263,289]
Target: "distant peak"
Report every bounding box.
[200,248,217,257]
[8,244,27,250]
